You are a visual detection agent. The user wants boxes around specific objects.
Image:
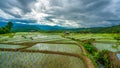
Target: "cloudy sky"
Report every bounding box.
[0,0,120,28]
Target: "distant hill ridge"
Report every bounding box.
[11,23,120,33]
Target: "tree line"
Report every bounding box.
[0,22,13,34]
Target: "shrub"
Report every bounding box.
[94,50,112,68]
[114,36,120,42]
[83,43,97,54]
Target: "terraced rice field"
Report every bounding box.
[0,44,25,49]
[0,32,86,68]
[93,43,120,52]
[27,43,82,54]
[0,52,85,68]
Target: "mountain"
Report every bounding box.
[76,25,120,33]
[11,24,40,32]
[0,21,119,33]
[100,25,120,33]
[11,23,120,33]
[11,23,66,32]
[36,25,65,31]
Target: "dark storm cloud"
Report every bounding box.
[48,0,112,20]
[0,0,120,27]
[0,0,35,18]
[17,0,36,13]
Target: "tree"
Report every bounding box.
[0,22,13,34]
[6,22,13,32]
[114,36,120,43]
[6,22,13,29]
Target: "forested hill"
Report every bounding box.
[1,21,118,33]
[99,25,120,33]
[11,24,120,33]
[77,25,120,33]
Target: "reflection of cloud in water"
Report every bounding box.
[117,54,120,60]
[93,43,120,52]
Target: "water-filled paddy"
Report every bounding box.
[93,43,120,52]
[117,54,120,60]
[0,33,75,43]
[27,43,82,54]
[0,44,25,49]
[0,52,86,68]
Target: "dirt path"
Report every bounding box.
[79,44,95,68]
[73,43,95,68]
[64,36,95,68]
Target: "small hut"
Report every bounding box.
[64,31,70,35]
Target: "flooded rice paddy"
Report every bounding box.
[93,43,120,52]
[0,33,86,68]
[0,52,86,68]
[0,44,25,49]
[27,43,82,54]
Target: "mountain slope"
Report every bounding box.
[10,23,120,33]
[11,24,40,32]
[11,24,65,32]
[100,25,120,33]
[77,25,120,33]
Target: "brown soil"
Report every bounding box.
[108,52,120,68]
[76,43,95,68]
[64,36,96,68]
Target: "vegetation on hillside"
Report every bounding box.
[0,22,13,34]
[9,22,120,33]
[77,25,120,33]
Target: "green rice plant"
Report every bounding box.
[87,54,99,68]
[114,36,120,43]
[82,43,97,55]
[111,45,119,50]
[21,35,27,39]
[94,50,113,68]
[8,33,15,38]
[94,52,99,60]
[30,37,33,40]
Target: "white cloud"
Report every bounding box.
[10,7,23,16]
[0,9,14,19]
[16,22,27,24]
[23,9,49,23]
